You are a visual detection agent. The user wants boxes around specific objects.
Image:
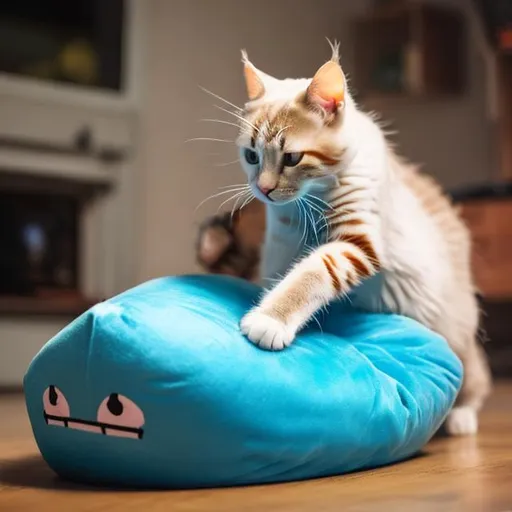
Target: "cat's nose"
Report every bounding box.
[258,185,275,196]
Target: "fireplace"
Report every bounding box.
[0,191,79,296]
[0,172,110,315]
[0,100,136,385]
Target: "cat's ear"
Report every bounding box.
[306,60,345,114]
[241,50,274,101]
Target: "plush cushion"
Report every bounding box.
[24,275,462,488]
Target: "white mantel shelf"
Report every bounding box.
[0,147,117,186]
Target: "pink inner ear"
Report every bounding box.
[311,95,339,114]
[307,60,345,114]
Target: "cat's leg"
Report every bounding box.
[445,340,492,435]
[241,237,381,349]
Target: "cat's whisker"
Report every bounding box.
[275,125,292,140]
[296,199,305,246]
[303,200,320,246]
[295,199,305,246]
[232,191,254,222]
[215,159,241,168]
[217,189,249,213]
[317,219,331,239]
[298,199,310,248]
[233,188,251,206]
[217,190,245,212]
[214,105,259,133]
[199,86,243,113]
[238,193,255,213]
[219,183,249,189]
[231,192,249,222]
[306,193,334,212]
[303,196,330,241]
[200,118,242,129]
[302,196,326,218]
[185,137,234,144]
[195,187,250,212]
[303,197,326,243]
[303,207,313,248]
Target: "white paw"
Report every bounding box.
[445,406,478,436]
[240,310,296,350]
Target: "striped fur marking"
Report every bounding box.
[344,250,372,279]
[322,254,341,292]
[328,212,360,229]
[329,187,365,204]
[342,233,381,270]
[338,218,364,227]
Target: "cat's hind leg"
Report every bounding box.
[445,339,492,435]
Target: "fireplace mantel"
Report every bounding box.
[0,147,118,187]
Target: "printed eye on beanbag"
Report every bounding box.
[24,275,462,488]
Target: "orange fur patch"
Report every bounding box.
[304,151,339,166]
[339,218,364,227]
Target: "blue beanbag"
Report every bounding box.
[24,275,462,488]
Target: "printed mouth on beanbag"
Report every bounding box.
[43,386,145,439]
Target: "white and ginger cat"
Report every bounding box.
[197,43,491,436]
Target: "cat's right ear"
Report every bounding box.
[306,60,345,115]
[241,50,272,101]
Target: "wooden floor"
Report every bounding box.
[1,383,511,512]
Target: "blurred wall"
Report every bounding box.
[137,0,495,281]
[363,0,497,189]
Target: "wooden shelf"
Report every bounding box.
[0,294,99,317]
[353,2,465,100]
[460,198,512,300]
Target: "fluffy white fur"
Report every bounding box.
[232,48,491,436]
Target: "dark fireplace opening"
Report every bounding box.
[0,172,107,315]
[0,191,79,296]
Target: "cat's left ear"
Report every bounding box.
[306,60,345,114]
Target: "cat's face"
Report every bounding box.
[237,47,347,205]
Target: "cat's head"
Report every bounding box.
[237,44,349,205]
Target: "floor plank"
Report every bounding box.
[1,383,511,511]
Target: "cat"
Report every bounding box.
[196,43,491,436]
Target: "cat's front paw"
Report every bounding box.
[240,310,296,351]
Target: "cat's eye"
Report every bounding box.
[283,152,304,167]
[244,148,260,166]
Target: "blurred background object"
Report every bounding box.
[0,0,510,386]
[0,0,122,88]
